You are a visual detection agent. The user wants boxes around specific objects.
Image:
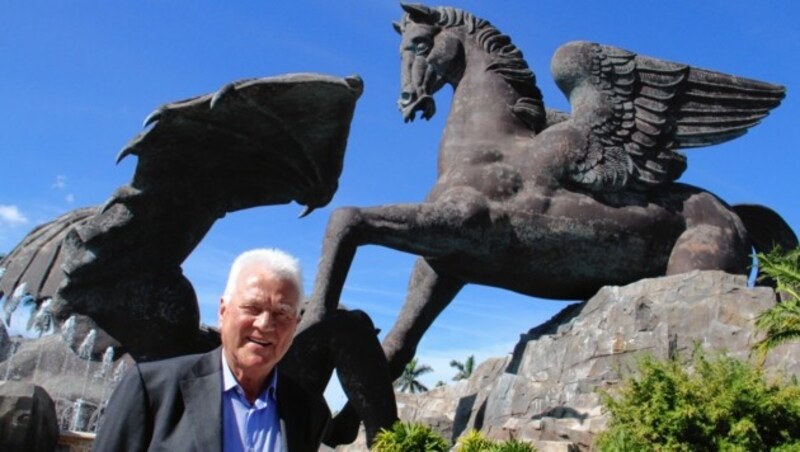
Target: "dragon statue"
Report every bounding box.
[0,73,398,445]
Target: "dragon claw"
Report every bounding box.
[210,83,236,109]
[143,109,162,128]
[298,206,316,218]
[115,146,135,164]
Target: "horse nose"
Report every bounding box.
[398,91,416,108]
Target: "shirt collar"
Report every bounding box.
[221,350,279,403]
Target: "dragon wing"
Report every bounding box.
[550,41,785,192]
[49,73,363,359]
[117,73,363,214]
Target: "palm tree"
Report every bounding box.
[754,246,800,357]
[394,358,433,393]
[449,355,475,381]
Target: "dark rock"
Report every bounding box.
[0,381,58,451]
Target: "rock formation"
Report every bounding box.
[337,271,800,451]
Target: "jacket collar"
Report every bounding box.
[179,348,223,452]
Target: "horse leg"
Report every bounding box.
[301,193,489,329]
[331,258,463,443]
[283,309,397,447]
[382,257,465,379]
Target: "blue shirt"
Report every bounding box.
[221,353,283,452]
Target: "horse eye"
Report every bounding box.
[414,41,431,55]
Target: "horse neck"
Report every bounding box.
[441,49,531,154]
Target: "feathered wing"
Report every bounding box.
[551,41,785,192]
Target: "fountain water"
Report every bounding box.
[2,282,28,326]
[2,340,19,381]
[31,298,54,384]
[65,329,98,432]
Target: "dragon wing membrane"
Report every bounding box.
[551,41,785,192]
[118,73,364,214]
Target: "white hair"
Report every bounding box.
[222,248,303,304]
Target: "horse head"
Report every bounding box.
[394,3,464,122]
[394,4,546,131]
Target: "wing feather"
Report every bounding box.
[552,41,784,192]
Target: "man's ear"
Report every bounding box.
[219,297,226,318]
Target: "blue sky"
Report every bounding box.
[2,1,799,403]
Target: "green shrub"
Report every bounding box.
[754,246,800,357]
[372,421,449,452]
[456,430,495,452]
[596,350,800,451]
[455,429,536,452]
[494,438,536,452]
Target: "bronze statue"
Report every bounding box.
[48,73,364,359]
[300,3,797,427]
[1,72,399,446]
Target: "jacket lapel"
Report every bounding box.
[277,371,303,452]
[180,348,223,452]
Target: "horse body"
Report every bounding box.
[393,12,748,301]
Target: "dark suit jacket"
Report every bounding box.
[93,347,330,452]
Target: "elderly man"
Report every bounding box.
[93,249,330,452]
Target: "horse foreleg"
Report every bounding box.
[382,258,465,379]
[302,198,487,328]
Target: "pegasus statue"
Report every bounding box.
[299,3,797,434]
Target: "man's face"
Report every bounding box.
[219,263,300,384]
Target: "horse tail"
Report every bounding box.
[733,203,798,288]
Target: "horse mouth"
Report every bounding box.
[400,95,436,123]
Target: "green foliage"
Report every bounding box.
[754,246,800,356]
[450,355,475,381]
[372,421,449,452]
[454,430,536,452]
[493,438,536,452]
[394,358,434,393]
[596,350,800,451]
[456,430,495,452]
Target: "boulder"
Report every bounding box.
[0,381,59,451]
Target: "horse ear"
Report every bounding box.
[400,2,436,23]
[392,21,402,34]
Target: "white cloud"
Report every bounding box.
[0,205,29,226]
[65,193,75,203]
[52,175,67,189]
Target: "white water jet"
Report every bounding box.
[54,315,78,416]
[31,299,54,384]
[70,398,85,431]
[78,329,97,401]
[3,283,28,327]
[77,329,96,360]
[96,346,114,380]
[62,315,77,346]
[2,341,19,381]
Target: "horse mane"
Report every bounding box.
[433,6,546,132]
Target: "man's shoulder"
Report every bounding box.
[137,348,221,383]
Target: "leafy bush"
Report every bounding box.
[493,438,536,452]
[372,421,449,452]
[456,430,495,452]
[754,246,800,356]
[455,429,536,452]
[596,350,800,451]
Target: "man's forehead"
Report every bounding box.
[238,268,298,301]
